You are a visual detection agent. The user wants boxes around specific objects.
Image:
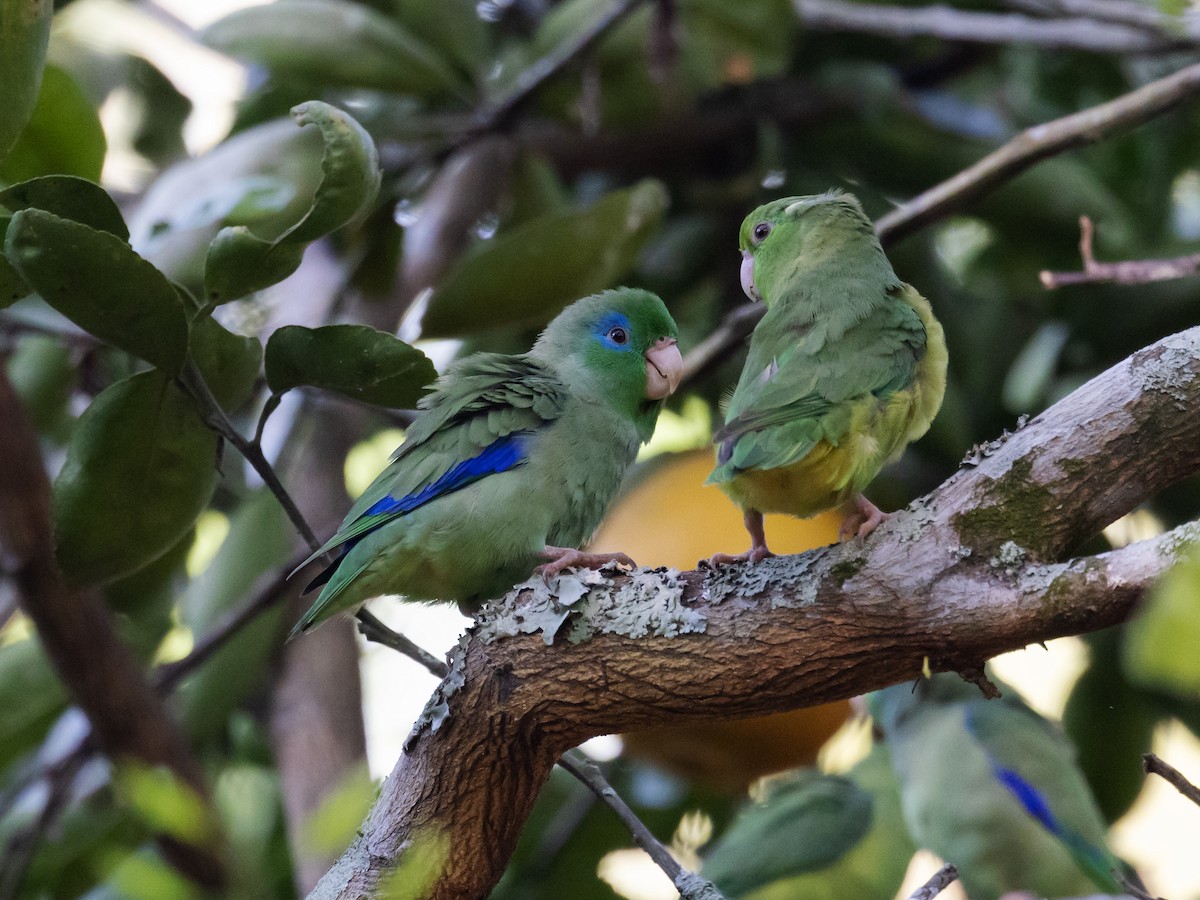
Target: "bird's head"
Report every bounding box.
[738,190,881,306]
[533,288,682,439]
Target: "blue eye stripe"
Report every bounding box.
[595,312,634,351]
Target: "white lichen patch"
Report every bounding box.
[404,631,470,751]
[478,564,705,648]
[989,540,1028,575]
[702,550,825,609]
[1131,330,1199,408]
[959,414,1030,467]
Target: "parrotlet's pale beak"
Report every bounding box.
[644,336,683,400]
[740,249,761,302]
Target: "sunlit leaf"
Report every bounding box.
[300,763,375,856]
[53,371,218,586]
[1124,542,1200,698]
[421,179,670,337]
[113,762,219,848]
[265,324,434,407]
[5,210,189,373]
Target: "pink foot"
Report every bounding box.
[535,546,635,584]
[838,494,889,541]
[706,509,774,567]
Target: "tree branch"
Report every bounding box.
[793,0,1193,53]
[1143,752,1200,808]
[876,59,1200,244]
[0,371,224,889]
[1040,215,1200,288]
[908,864,960,900]
[311,326,1200,897]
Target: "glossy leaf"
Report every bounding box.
[1124,543,1200,698]
[265,324,434,407]
[189,316,264,411]
[5,209,189,373]
[0,174,129,239]
[202,0,463,96]
[0,65,105,183]
[421,179,670,337]
[53,370,218,586]
[203,102,380,303]
[0,0,51,159]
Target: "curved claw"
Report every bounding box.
[706,545,775,568]
[838,495,889,541]
[535,546,636,585]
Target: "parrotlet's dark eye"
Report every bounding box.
[752,222,771,242]
[608,326,629,345]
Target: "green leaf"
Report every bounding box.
[0,0,51,159]
[53,370,218,586]
[0,637,67,771]
[114,762,220,848]
[391,0,487,82]
[201,0,464,96]
[0,174,129,239]
[5,209,190,373]
[1124,542,1200,699]
[265,324,434,407]
[283,101,381,243]
[5,332,74,438]
[421,179,669,337]
[204,226,305,303]
[0,215,28,306]
[0,64,106,183]
[189,317,264,411]
[203,102,380,304]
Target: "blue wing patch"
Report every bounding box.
[362,434,528,517]
[302,434,529,594]
[992,765,1059,833]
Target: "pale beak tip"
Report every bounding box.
[644,339,683,401]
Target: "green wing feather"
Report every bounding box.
[710,285,926,482]
[296,353,568,571]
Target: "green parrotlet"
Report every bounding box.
[290,288,682,637]
[869,673,1128,900]
[707,191,947,563]
[702,741,917,900]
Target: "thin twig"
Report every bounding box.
[794,0,1189,52]
[1143,752,1200,808]
[1040,215,1200,287]
[556,752,727,900]
[877,60,1200,244]
[468,0,652,138]
[355,609,449,678]
[1007,0,1174,32]
[679,302,765,387]
[908,863,960,900]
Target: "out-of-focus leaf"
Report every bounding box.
[84,846,202,900]
[5,210,189,373]
[175,491,291,741]
[0,174,129,238]
[391,0,487,82]
[189,317,264,410]
[129,118,325,293]
[421,179,670,337]
[105,531,192,658]
[1124,542,1200,698]
[202,0,463,97]
[53,370,218,586]
[5,332,74,438]
[377,825,449,900]
[113,762,219,848]
[0,638,67,770]
[0,0,51,159]
[0,215,25,305]
[265,324,434,407]
[204,101,380,304]
[0,64,105,183]
[299,763,374,856]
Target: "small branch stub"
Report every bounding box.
[1041,216,1200,288]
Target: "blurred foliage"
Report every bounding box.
[0,0,1198,896]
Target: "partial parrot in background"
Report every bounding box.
[869,673,1127,900]
[707,191,947,563]
[289,288,682,636]
[701,741,916,900]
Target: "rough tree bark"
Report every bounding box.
[309,327,1200,898]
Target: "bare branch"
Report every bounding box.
[908,864,960,900]
[680,302,765,387]
[877,60,1200,243]
[793,0,1190,52]
[1006,0,1175,32]
[356,609,450,678]
[1041,215,1200,287]
[1143,752,1200,808]
[312,327,1200,898]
